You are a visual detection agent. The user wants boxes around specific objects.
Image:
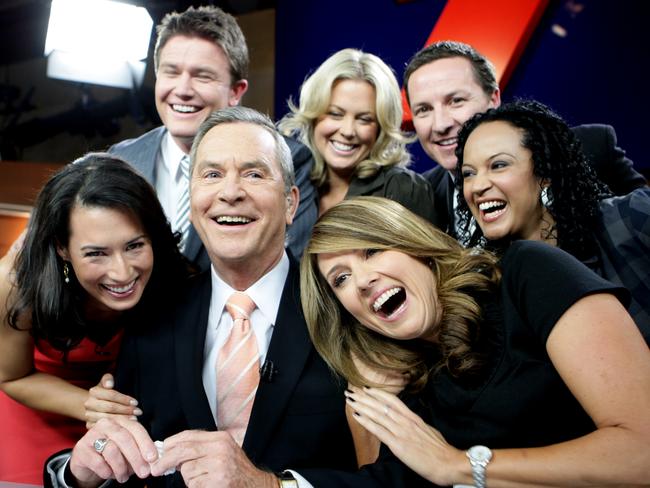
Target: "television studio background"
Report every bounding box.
[1,0,648,255]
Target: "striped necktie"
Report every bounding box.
[216,292,260,446]
[174,155,190,252]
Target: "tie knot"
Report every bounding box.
[225,292,256,321]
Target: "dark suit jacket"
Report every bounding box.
[424,123,647,235]
[111,260,422,487]
[108,127,315,269]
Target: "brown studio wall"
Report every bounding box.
[0,161,65,256]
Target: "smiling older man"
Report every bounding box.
[46,107,425,488]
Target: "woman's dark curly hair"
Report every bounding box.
[8,153,190,351]
[454,99,611,260]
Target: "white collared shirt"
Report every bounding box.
[202,253,314,487]
[155,132,189,230]
[55,252,314,488]
[202,252,289,421]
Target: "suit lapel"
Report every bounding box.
[139,127,166,184]
[183,225,203,264]
[243,259,313,462]
[173,272,217,430]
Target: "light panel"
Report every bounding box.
[44,0,153,88]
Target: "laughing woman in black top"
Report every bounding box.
[301,196,650,488]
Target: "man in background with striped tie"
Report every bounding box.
[47,108,423,488]
[108,5,315,270]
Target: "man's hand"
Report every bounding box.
[70,417,158,486]
[151,430,278,488]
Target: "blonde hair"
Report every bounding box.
[279,48,412,188]
[300,197,500,390]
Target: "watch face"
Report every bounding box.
[469,445,492,462]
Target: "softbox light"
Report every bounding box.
[44,0,153,89]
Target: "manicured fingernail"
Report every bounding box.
[139,468,149,478]
[129,416,138,421]
[129,399,139,406]
[133,408,143,416]
[104,380,114,388]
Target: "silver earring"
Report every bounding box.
[63,262,70,284]
[540,186,552,208]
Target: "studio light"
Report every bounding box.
[44,0,153,89]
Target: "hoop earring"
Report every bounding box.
[63,262,70,284]
[540,186,552,208]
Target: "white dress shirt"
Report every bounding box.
[202,253,313,488]
[57,252,314,488]
[202,253,288,420]
[155,132,189,231]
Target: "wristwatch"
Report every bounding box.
[466,445,492,488]
[277,470,299,488]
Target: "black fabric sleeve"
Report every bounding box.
[382,169,442,229]
[500,240,629,344]
[572,124,646,196]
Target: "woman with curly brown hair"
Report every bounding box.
[301,196,650,488]
[456,99,649,341]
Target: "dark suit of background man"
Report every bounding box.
[46,107,423,488]
[403,41,647,239]
[108,6,314,269]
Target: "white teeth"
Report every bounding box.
[478,200,506,211]
[104,281,135,293]
[373,287,401,312]
[172,104,198,113]
[217,215,252,224]
[436,137,457,146]
[331,141,356,151]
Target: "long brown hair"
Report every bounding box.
[301,197,500,390]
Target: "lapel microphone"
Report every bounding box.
[260,359,278,383]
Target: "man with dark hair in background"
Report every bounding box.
[404,40,646,239]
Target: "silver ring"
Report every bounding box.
[93,438,108,453]
[383,405,390,416]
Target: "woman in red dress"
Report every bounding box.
[0,154,188,484]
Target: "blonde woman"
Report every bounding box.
[280,49,439,256]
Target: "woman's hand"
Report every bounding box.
[84,373,142,429]
[345,386,465,486]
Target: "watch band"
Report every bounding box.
[277,470,299,488]
[466,445,492,488]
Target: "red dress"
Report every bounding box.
[0,332,123,485]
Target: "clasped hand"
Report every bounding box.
[71,418,277,488]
